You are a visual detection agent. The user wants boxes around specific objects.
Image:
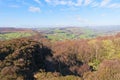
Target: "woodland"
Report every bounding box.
[0,32,120,80]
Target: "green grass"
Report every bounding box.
[45,28,96,41]
[79,28,95,39]
[47,33,76,41]
[0,32,32,40]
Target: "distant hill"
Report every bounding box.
[0,27,32,33]
[34,26,120,41]
[34,27,95,41]
[0,27,36,40]
[89,25,120,35]
[34,25,120,41]
[1,26,120,41]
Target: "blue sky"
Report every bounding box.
[0,0,120,27]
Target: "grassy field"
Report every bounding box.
[41,27,96,41]
[35,27,120,41]
[0,32,33,40]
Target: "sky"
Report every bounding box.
[0,0,120,27]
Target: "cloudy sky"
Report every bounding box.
[0,0,120,27]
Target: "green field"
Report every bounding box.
[35,27,120,41]
[0,32,32,40]
[41,27,96,41]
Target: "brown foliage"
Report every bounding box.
[0,38,52,80]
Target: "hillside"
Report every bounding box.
[0,28,36,40]
[0,27,32,33]
[34,26,120,41]
[0,38,52,80]
[1,26,120,41]
[1,33,120,80]
[89,25,120,36]
[34,27,95,41]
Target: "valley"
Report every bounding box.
[0,26,120,80]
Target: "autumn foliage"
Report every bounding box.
[1,33,120,80]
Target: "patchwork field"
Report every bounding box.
[0,28,35,40]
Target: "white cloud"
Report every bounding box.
[91,2,99,7]
[108,3,120,8]
[91,0,120,8]
[29,6,41,13]
[44,0,80,6]
[16,0,30,6]
[45,0,74,6]
[45,0,51,3]
[1,0,120,9]
[44,0,120,9]
[75,0,83,6]
[54,0,68,5]
[44,0,93,7]
[34,0,41,4]
[84,0,92,6]
[100,0,111,7]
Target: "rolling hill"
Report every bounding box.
[0,28,36,41]
[34,26,120,41]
